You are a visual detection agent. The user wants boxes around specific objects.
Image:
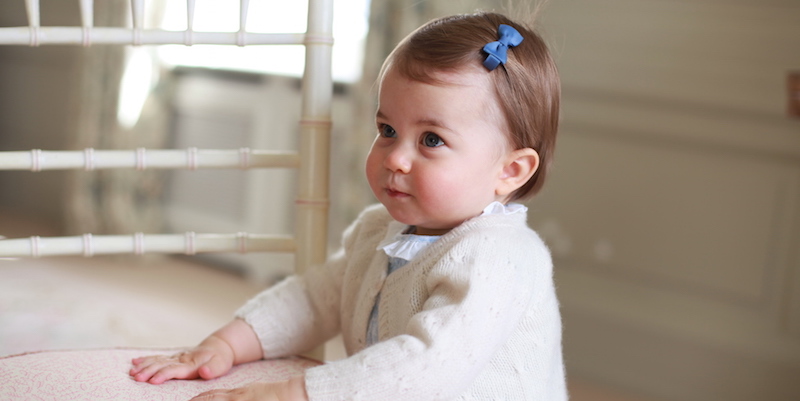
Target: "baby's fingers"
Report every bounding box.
[133,360,201,384]
[190,388,234,401]
[130,357,158,377]
[130,354,175,376]
[130,355,167,374]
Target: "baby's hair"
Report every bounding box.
[379,11,560,201]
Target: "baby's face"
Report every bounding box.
[366,67,513,235]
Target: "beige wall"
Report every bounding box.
[533,1,800,400]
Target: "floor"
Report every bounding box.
[0,212,658,401]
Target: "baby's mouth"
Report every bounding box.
[386,187,410,198]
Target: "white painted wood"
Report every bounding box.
[0,148,299,171]
[0,27,306,46]
[0,232,294,258]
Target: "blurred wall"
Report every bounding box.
[532,1,800,400]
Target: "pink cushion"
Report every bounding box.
[0,348,320,400]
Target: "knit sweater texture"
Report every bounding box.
[236,204,567,400]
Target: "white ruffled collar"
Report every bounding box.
[377,201,527,261]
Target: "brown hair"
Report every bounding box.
[378,12,560,201]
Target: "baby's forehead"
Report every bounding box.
[379,65,503,112]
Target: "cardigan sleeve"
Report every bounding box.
[304,218,554,401]
[233,256,344,358]
[234,205,383,358]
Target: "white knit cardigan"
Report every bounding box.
[236,204,567,400]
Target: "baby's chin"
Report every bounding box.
[379,203,472,235]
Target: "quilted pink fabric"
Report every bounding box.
[0,348,320,400]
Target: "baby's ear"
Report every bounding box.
[496,148,539,198]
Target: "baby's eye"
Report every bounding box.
[422,132,444,148]
[379,124,397,138]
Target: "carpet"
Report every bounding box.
[0,257,249,357]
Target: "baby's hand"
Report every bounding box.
[130,337,234,384]
[190,376,308,401]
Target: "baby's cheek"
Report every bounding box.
[416,178,458,213]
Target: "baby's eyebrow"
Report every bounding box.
[417,118,447,129]
[375,110,454,134]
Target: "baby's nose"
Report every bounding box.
[383,146,412,173]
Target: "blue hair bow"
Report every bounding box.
[482,24,524,71]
